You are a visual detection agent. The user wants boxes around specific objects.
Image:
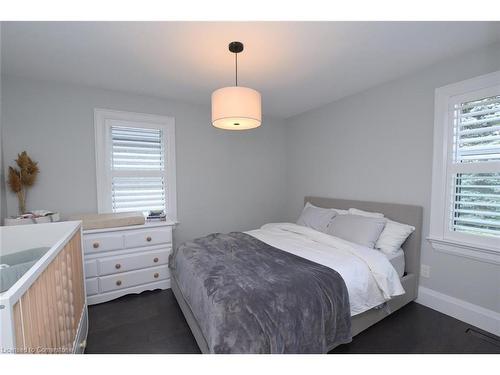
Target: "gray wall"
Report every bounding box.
[1,76,288,244]
[285,42,500,312]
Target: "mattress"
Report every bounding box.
[386,249,405,278]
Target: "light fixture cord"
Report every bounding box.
[235,52,238,86]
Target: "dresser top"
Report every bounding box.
[83,220,176,234]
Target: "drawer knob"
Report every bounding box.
[146,236,152,242]
[116,280,122,286]
[153,272,159,279]
[93,242,100,249]
[115,263,121,269]
[153,257,159,263]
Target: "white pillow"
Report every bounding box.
[296,202,337,233]
[348,208,384,218]
[333,208,348,215]
[375,220,415,255]
[327,214,386,248]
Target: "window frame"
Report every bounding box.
[94,108,177,221]
[429,71,500,264]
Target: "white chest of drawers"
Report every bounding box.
[82,221,175,305]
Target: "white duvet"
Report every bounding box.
[246,223,405,316]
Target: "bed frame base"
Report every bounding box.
[171,276,210,353]
[351,273,416,336]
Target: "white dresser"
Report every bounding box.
[82,221,175,305]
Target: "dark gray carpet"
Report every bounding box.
[85,289,500,354]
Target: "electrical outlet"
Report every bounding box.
[420,264,431,278]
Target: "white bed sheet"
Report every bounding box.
[386,249,405,278]
[246,223,405,316]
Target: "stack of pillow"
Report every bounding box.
[296,202,415,255]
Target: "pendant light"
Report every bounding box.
[211,41,262,130]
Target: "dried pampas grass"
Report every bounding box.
[8,151,40,214]
[8,167,22,193]
[16,151,39,186]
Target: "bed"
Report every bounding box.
[170,197,423,353]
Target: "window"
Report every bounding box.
[430,71,500,262]
[94,109,176,220]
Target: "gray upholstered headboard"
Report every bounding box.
[305,197,423,278]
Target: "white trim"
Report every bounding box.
[428,237,500,265]
[94,108,177,221]
[429,70,500,261]
[416,286,500,336]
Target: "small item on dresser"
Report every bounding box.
[68,212,146,230]
[4,211,60,226]
[147,210,166,221]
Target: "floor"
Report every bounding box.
[85,289,500,354]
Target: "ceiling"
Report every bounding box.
[2,22,500,118]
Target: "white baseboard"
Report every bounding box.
[416,286,500,336]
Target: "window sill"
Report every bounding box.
[427,237,500,265]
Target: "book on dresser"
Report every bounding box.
[82,220,176,305]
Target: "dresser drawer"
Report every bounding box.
[124,228,171,249]
[98,248,170,276]
[86,278,99,296]
[99,265,169,293]
[84,234,124,254]
[84,259,98,278]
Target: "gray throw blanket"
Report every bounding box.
[169,232,352,353]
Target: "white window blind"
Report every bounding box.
[94,109,176,219]
[449,94,500,238]
[111,126,164,170]
[111,176,165,213]
[453,95,500,163]
[110,126,166,214]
